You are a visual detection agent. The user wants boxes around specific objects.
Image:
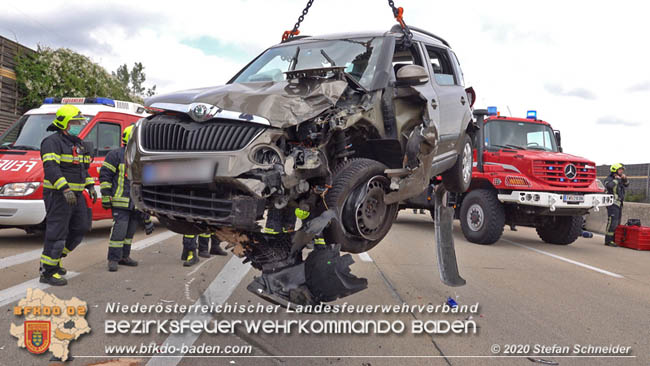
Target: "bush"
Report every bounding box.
[15,46,140,110]
[625,193,647,203]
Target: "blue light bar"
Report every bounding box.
[92,97,115,107]
[43,97,55,104]
[527,110,537,119]
[487,106,497,116]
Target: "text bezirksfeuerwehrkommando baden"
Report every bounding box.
[105,301,478,315]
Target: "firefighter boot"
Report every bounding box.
[56,262,67,276]
[210,241,228,256]
[40,273,67,286]
[119,257,139,266]
[108,260,119,272]
[183,250,199,267]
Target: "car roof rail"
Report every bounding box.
[389,24,450,47]
[281,35,312,43]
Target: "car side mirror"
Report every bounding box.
[396,65,429,86]
[554,130,562,152]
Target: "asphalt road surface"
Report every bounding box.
[1,211,648,366]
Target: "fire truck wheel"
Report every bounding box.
[442,134,473,193]
[459,189,505,245]
[536,216,583,245]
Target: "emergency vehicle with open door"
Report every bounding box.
[0,97,148,233]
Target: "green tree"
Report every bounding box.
[113,62,157,99]
[15,46,134,109]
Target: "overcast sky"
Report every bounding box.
[2,0,648,165]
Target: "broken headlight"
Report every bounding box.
[251,145,283,166]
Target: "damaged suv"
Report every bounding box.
[128,25,475,305]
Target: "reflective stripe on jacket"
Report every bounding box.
[40,131,93,192]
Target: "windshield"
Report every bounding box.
[232,37,384,89]
[485,120,558,152]
[0,114,92,150]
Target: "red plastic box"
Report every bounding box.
[614,225,650,250]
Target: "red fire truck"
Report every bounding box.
[453,108,613,245]
[0,97,147,233]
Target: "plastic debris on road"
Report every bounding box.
[446,297,458,308]
[527,357,559,365]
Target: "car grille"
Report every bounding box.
[141,185,234,219]
[532,160,596,188]
[141,119,264,152]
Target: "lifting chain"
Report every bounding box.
[282,0,314,42]
[387,0,413,46]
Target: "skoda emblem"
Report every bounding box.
[564,163,577,179]
[192,104,208,120]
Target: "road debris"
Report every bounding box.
[527,357,559,365]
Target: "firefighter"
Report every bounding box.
[198,233,228,257]
[604,163,629,247]
[100,125,154,271]
[39,105,96,286]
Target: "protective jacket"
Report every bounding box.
[99,147,131,209]
[40,131,93,192]
[604,172,629,206]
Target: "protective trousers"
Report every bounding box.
[40,190,89,277]
[605,204,622,244]
[182,235,198,260]
[108,208,139,261]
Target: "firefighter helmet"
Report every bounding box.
[52,105,86,130]
[122,125,134,145]
[610,163,624,173]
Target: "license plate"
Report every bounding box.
[563,194,584,203]
[142,160,215,185]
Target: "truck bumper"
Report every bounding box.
[497,191,614,212]
[0,199,46,226]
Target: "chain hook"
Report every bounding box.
[281,0,314,42]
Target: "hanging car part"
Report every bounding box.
[434,185,466,287]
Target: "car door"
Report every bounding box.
[82,119,123,220]
[421,44,466,159]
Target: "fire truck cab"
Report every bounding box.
[0,97,148,233]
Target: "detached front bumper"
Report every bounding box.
[0,199,46,226]
[497,191,614,212]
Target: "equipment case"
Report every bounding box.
[614,225,650,251]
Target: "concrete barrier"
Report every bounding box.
[584,202,650,234]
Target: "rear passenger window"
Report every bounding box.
[84,122,121,157]
[424,46,457,86]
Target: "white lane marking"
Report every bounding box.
[503,239,624,279]
[186,256,215,277]
[0,236,105,270]
[358,252,373,262]
[146,256,251,366]
[0,272,80,307]
[0,230,176,270]
[132,231,178,251]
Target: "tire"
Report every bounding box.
[459,189,505,245]
[536,216,583,245]
[442,134,473,193]
[324,158,398,253]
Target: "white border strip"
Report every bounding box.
[132,231,178,251]
[503,239,624,278]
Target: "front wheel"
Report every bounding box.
[459,189,505,245]
[536,216,583,245]
[442,134,473,193]
[324,158,398,253]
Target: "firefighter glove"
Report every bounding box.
[87,187,98,203]
[63,189,77,206]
